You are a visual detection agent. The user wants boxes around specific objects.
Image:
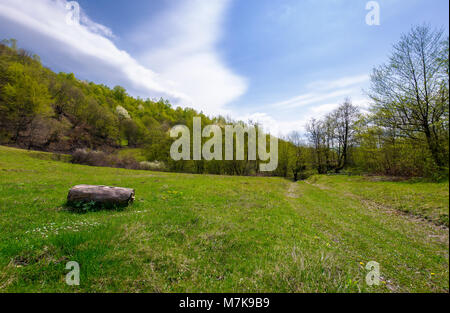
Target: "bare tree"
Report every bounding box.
[333,98,360,171]
[323,113,337,170]
[306,118,327,174]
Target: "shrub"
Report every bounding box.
[139,161,166,171]
[72,148,166,171]
[72,148,139,169]
[67,200,124,213]
[72,149,110,167]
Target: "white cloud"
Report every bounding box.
[0,0,246,113]
[80,13,114,39]
[269,88,355,110]
[247,74,370,136]
[269,74,369,110]
[0,0,369,136]
[133,0,247,115]
[0,0,190,101]
[236,112,281,135]
[234,111,310,138]
[305,74,369,90]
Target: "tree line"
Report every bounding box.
[0,38,282,176]
[289,25,448,180]
[0,25,448,179]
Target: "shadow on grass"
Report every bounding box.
[64,200,130,214]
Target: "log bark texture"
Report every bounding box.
[67,185,135,206]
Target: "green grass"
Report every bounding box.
[0,145,448,292]
[116,148,147,162]
[307,175,449,227]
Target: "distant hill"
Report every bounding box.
[0,40,218,153]
[0,40,294,177]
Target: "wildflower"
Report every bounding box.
[359,262,364,265]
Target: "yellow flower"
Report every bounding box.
[359,262,364,265]
[431,273,436,275]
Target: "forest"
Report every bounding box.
[0,25,448,180]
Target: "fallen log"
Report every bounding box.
[67,185,135,206]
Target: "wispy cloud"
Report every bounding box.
[269,88,355,110]
[0,0,370,136]
[133,0,248,115]
[0,0,190,101]
[269,74,369,110]
[305,74,369,91]
[0,0,246,114]
[80,13,114,39]
[239,74,370,136]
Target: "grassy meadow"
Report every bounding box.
[0,145,448,293]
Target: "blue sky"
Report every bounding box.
[0,0,448,135]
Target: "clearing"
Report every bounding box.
[0,145,448,292]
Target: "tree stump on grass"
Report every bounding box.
[67,185,135,207]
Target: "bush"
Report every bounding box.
[298,169,315,180]
[66,200,125,213]
[72,149,139,169]
[139,161,166,171]
[72,149,166,171]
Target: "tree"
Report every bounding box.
[323,114,337,171]
[306,118,327,174]
[113,85,127,103]
[369,25,449,169]
[277,137,290,177]
[288,131,306,181]
[333,98,360,171]
[0,63,51,141]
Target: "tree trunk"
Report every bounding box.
[67,185,135,206]
[424,125,444,169]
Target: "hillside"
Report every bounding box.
[1,38,449,180]
[0,40,215,153]
[0,146,448,292]
[0,40,297,177]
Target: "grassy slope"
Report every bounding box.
[307,175,449,226]
[115,148,147,162]
[0,146,448,293]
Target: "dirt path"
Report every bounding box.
[285,182,301,198]
[303,180,330,190]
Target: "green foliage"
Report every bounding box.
[69,200,99,213]
[67,200,125,213]
[1,34,447,179]
[0,41,213,159]
[368,26,449,171]
[1,40,283,177]
[305,26,449,179]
